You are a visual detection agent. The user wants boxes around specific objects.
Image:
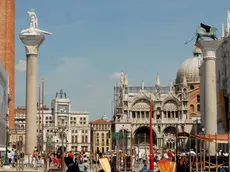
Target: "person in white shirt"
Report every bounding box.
[11,149,15,167]
[7,150,11,164]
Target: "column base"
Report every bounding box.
[207,143,216,156]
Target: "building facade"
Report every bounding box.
[0,0,15,129]
[113,48,201,154]
[215,12,230,134]
[0,60,8,150]
[90,114,113,154]
[11,89,91,152]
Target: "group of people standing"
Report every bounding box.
[7,149,17,167]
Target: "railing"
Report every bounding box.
[116,118,195,124]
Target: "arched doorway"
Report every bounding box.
[134,126,157,155]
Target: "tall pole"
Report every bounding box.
[42,78,44,151]
[38,84,41,151]
[61,130,64,172]
[149,96,154,170]
[144,133,147,163]
[130,125,132,168]
[110,126,112,151]
[137,134,139,166]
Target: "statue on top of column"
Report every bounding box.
[184,23,218,45]
[20,9,52,36]
[28,9,38,30]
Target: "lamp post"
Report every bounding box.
[4,125,9,165]
[149,96,154,171]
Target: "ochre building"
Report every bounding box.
[0,0,15,128]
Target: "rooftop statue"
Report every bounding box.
[185,23,217,45]
[20,9,52,36]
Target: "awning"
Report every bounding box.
[177,132,230,144]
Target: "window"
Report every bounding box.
[72,136,74,143]
[197,104,200,111]
[190,104,195,112]
[190,85,194,90]
[96,139,99,145]
[82,136,84,143]
[197,95,200,103]
[85,136,88,143]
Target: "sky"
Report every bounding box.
[15,0,230,120]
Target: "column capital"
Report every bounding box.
[19,34,45,55]
[197,39,224,60]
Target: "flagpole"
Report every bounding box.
[42,77,44,151]
[149,96,154,170]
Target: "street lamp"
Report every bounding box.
[53,126,67,172]
[4,125,9,165]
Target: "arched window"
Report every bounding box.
[158,126,161,133]
[197,95,200,103]
[166,139,175,149]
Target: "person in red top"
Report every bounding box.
[68,151,74,158]
[167,150,173,160]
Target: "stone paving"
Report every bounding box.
[0,165,44,172]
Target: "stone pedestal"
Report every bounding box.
[19,34,45,155]
[198,39,223,155]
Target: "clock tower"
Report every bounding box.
[51,89,71,127]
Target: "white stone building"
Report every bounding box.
[215,12,230,134]
[13,89,90,152]
[113,53,201,154]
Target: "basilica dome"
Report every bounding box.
[175,47,202,84]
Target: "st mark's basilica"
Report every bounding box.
[113,46,202,154]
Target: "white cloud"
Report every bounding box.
[15,60,26,72]
[109,72,121,80]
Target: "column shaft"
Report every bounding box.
[25,54,37,154]
[204,57,217,134]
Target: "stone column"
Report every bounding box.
[199,39,223,155]
[20,34,45,155]
[199,63,205,125]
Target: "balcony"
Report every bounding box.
[115,118,132,123]
[116,118,194,124]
